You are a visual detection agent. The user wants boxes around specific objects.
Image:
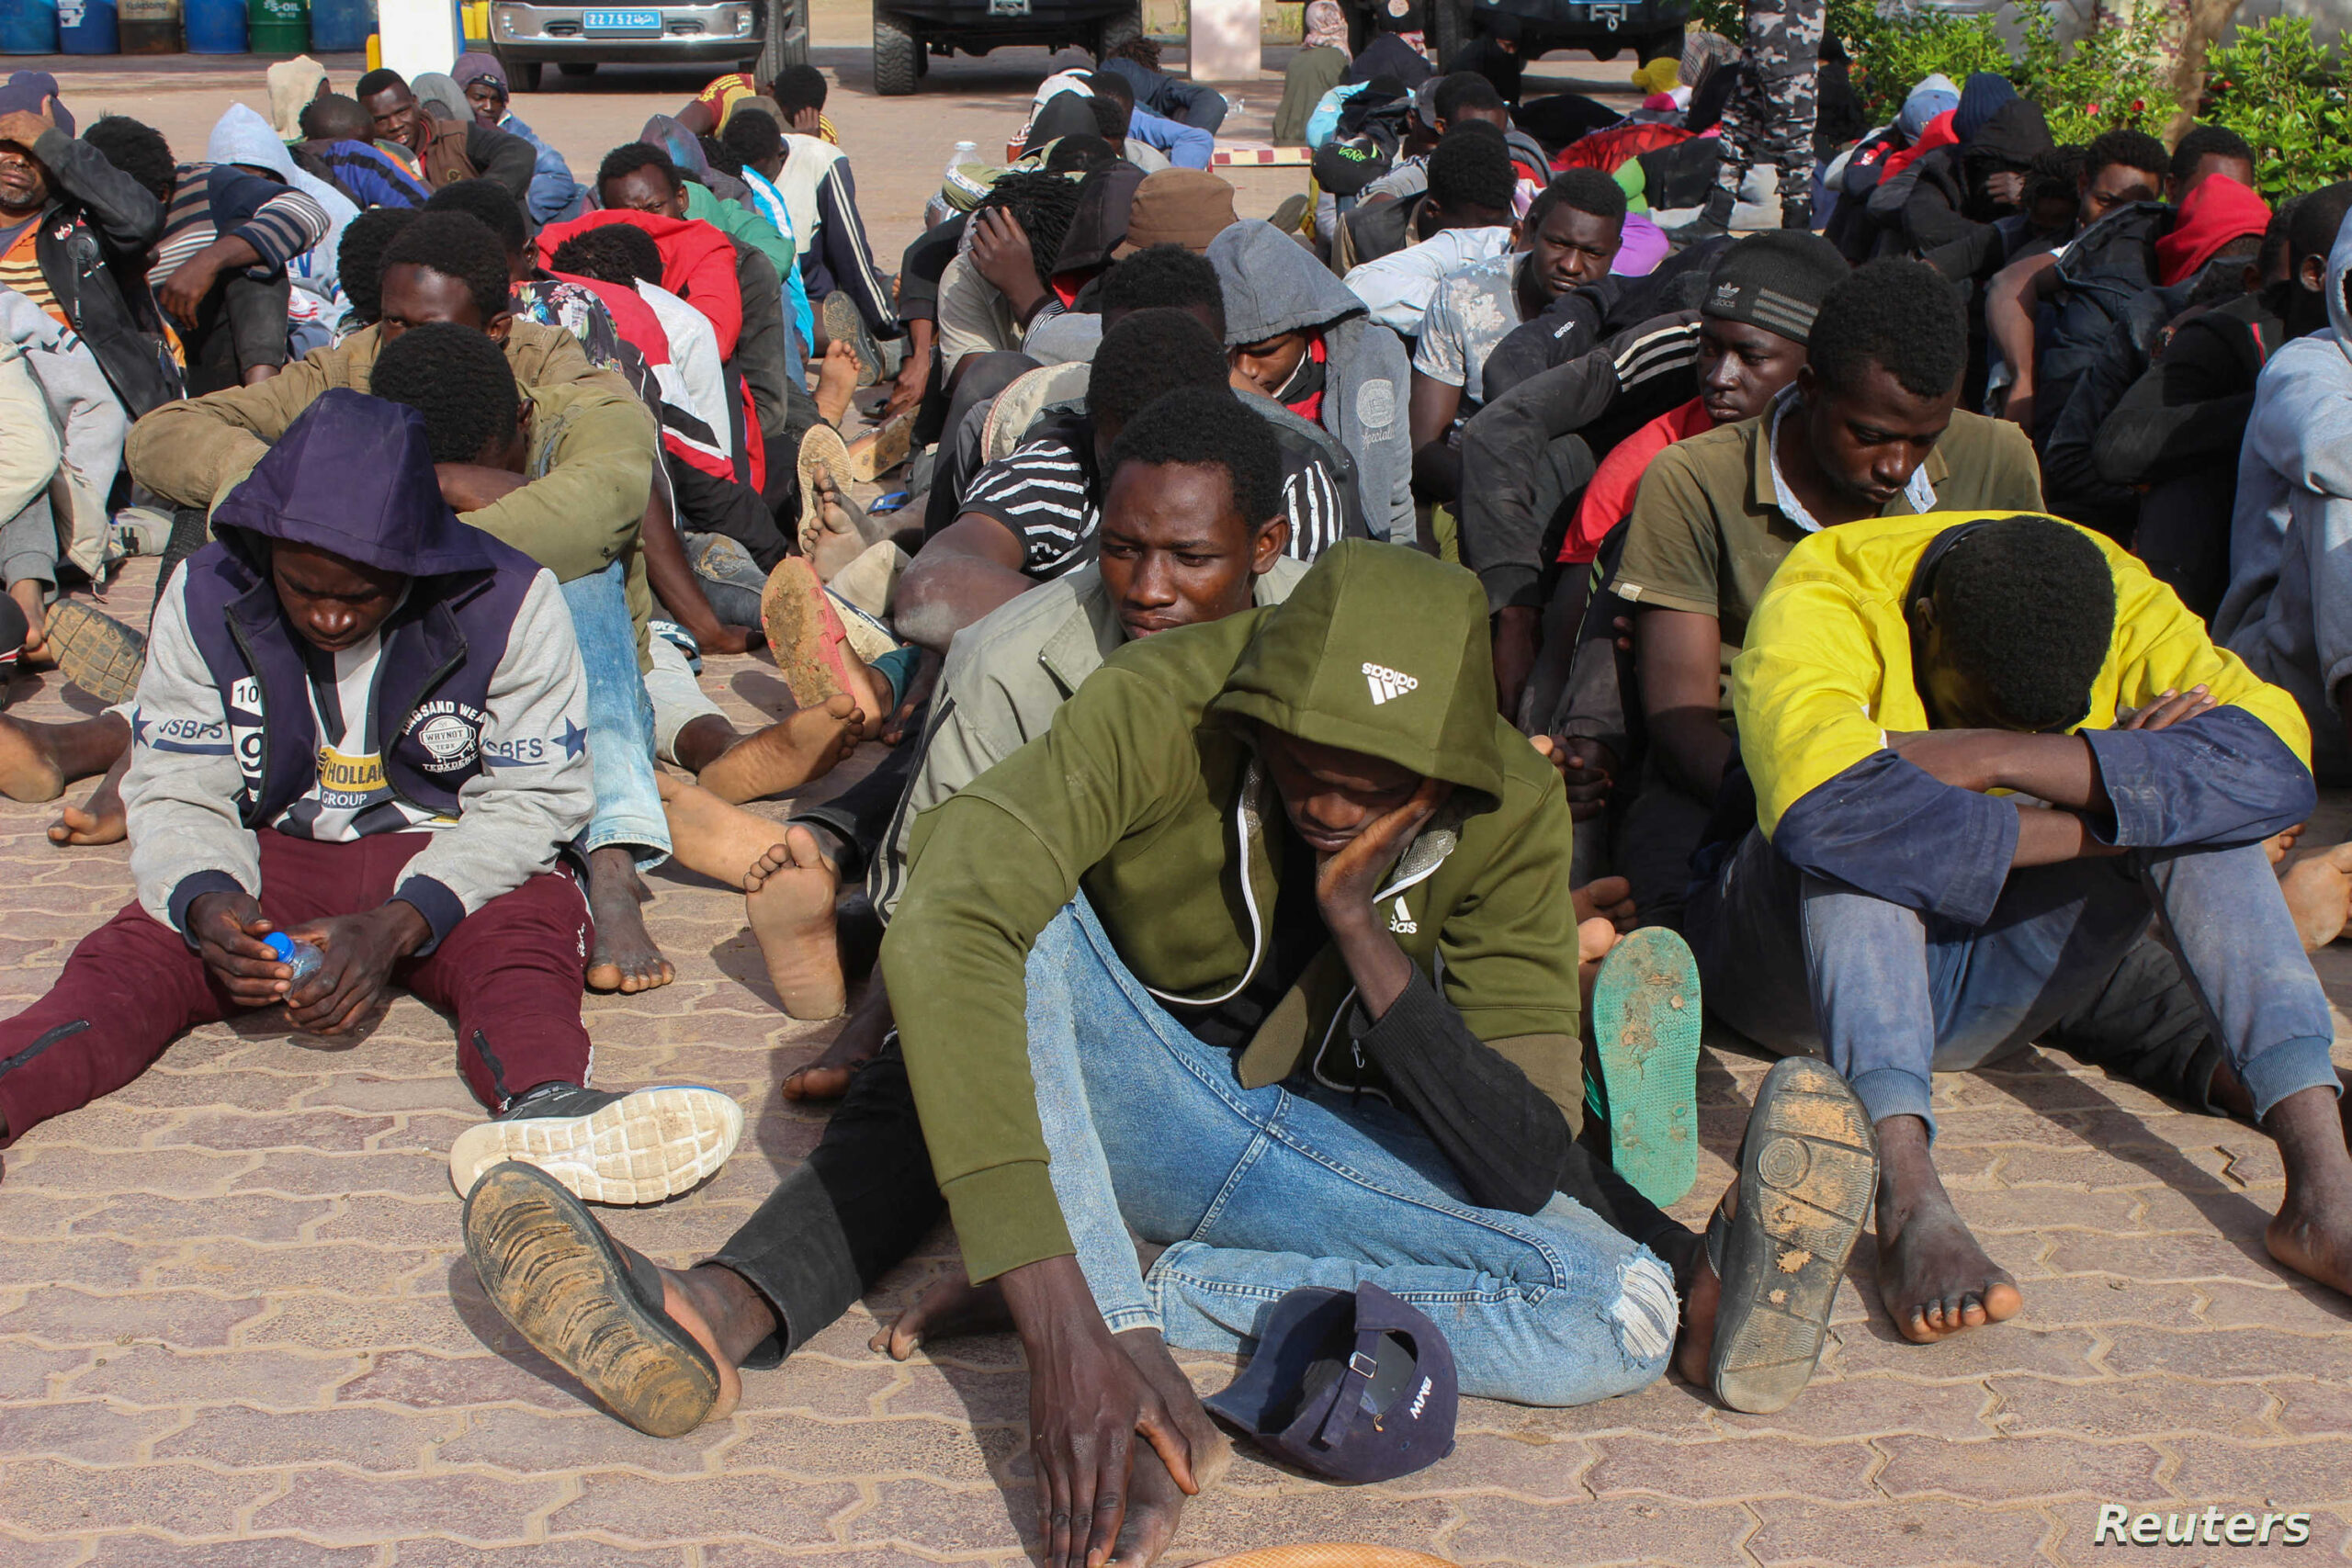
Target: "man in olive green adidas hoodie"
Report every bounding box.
[879,542,1712,1565]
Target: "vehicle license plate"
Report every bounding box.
[583,8,662,32]
[989,0,1032,16]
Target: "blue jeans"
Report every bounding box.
[560,561,668,870]
[1687,829,2341,1132]
[1020,898,1677,1407]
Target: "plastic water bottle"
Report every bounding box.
[946,140,978,178]
[264,931,325,986]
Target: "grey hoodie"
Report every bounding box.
[207,103,356,305]
[1210,220,1414,543]
[2222,209,2352,782]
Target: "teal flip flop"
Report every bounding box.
[1587,926,1704,1207]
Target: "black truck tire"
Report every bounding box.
[505,59,543,91]
[1093,2,1142,60]
[1430,0,1467,69]
[759,0,809,72]
[874,6,921,94]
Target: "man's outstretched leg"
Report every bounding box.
[461,1041,944,1431]
[2138,842,2352,1299]
[0,711,127,807]
[560,560,675,995]
[426,863,741,1202]
[1693,830,2025,1343]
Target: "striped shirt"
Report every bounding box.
[962,430,1099,581]
[154,165,332,278]
[298,140,433,209]
[961,417,1359,580]
[0,217,57,325]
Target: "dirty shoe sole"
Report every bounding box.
[447,1086,744,1204]
[759,557,858,711]
[461,1161,721,1438]
[1710,1057,1878,1415]
[44,600,147,705]
[796,423,855,558]
[1589,926,1703,1207]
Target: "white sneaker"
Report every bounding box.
[447,1083,744,1203]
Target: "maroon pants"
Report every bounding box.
[0,830,593,1145]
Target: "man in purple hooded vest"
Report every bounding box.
[0,389,743,1206]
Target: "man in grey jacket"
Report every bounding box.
[0,390,742,1207]
[1210,220,1415,544]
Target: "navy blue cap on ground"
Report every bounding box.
[1201,1282,1457,1483]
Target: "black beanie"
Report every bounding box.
[1700,230,1850,346]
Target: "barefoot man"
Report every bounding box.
[1687,512,2352,1344]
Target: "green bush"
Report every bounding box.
[2204,17,2352,197]
[2012,1,2178,142]
[1844,7,2012,122]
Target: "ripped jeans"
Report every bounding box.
[1024,897,1676,1407]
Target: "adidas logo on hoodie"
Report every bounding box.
[1362,661,1418,705]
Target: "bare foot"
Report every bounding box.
[0,714,64,803]
[48,798,125,847]
[1107,1432,1191,1566]
[2279,840,2352,951]
[871,1258,1012,1359]
[785,985,892,1100]
[809,471,880,583]
[1117,1327,1231,1489]
[813,340,861,428]
[1875,1118,2022,1341]
[745,824,845,1020]
[1574,874,1634,929]
[584,847,675,994]
[2263,1083,2352,1300]
[1672,1252,1723,1386]
[695,694,861,806]
[658,773,807,892]
[656,1269,746,1422]
[9,581,47,667]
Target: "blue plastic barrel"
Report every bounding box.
[182,0,244,51]
[59,0,119,51]
[0,0,59,53]
[304,0,367,50]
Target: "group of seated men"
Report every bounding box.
[0,44,2349,1568]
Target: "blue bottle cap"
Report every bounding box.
[264,932,296,962]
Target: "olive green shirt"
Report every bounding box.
[1611,404,2043,720]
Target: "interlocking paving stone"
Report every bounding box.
[3,63,2351,1568]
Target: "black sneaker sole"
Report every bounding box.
[1710,1056,1878,1415]
[461,1161,722,1438]
[44,601,147,706]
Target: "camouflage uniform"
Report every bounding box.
[1712,0,1824,205]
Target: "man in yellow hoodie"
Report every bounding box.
[1688,511,2352,1345]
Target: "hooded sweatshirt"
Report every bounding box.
[886,541,1587,1281]
[1738,512,2312,930]
[538,209,745,358]
[2155,172,2270,287]
[207,103,356,304]
[123,389,592,952]
[2221,211,2352,782]
[1211,220,1413,542]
